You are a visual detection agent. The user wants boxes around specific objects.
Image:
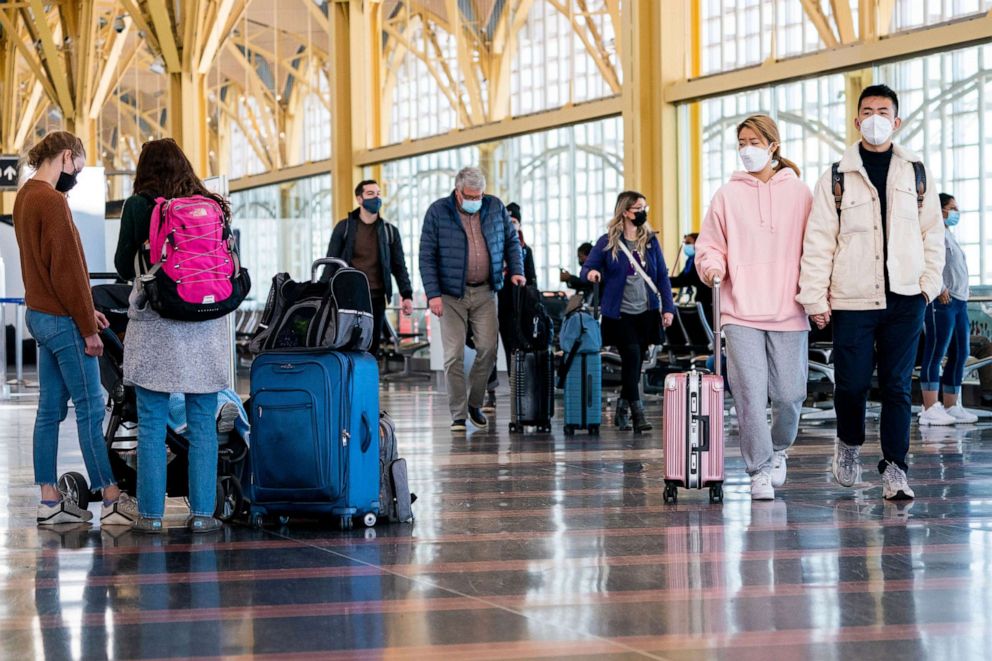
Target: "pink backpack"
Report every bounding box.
[139,195,251,321]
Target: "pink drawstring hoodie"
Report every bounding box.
[695,168,813,332]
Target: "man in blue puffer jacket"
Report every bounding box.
[419,166,526,432]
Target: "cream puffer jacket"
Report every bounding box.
[797,142,945,314]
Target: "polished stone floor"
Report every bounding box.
[2,384,992,660]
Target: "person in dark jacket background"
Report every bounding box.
[483,201,538,409]
[325,179,413,357]
[419,167,525,432]
[583,190,675,433]
[561,242,599,307]
[669,232,712,320]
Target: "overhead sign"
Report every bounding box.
[0,156,18,191]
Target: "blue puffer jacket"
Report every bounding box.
[419,192,524,299]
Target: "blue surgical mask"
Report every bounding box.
[461,198,483,214]
[361,197,382,214]
[683,244,695,258]
[946,210,960,227]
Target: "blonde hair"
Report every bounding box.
[27,131,85,169]
[606,190,652,259]
[736,114,800,176]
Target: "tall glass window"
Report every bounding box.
[229,174,333,305]
[878,44,992,283]
[891,0,992,32]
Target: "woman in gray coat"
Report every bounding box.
[115,138,231,533]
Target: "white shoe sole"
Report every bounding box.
[919,414,956,426]
[832,459,861,488]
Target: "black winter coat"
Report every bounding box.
[325,209,413,300]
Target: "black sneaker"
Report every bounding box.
[468,406,488,429]
[451,419,467,432]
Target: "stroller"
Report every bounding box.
[56,282,250,522]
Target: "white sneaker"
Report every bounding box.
[881,462,915,500]
[37,500,93,526]
[750,472,775,501]
[945,404,979,424]
[832,439,862,488]
[918,403,957,426]
[770,450,788,488]
[101,492,139,526]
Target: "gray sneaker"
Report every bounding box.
[832,439,862,487]
[132,516,164,534]
[189,516,223,533]
[37,500,93,526]
[881,462,915,500]
[217,402,239,433]
[101,492,139,526]
[770,450,788,488]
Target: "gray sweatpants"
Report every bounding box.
[723,324,808,475]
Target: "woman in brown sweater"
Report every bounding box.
[13,131,137,527]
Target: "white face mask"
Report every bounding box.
[860,114,894,146]
[739,145,772,173]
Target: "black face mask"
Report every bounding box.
[631,210,648,227]
[55,165,78,193]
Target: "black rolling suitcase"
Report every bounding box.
[508,286,554,433]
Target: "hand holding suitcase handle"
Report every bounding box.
[711,276,721,377]
[311,257,349,283]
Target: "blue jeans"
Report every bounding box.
[135,387,218,518]
[26,310,115,489]
[921,298,969,395]
[832,293,926,474]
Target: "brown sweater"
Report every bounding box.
[13,179,97,336]
[352,219,384,292]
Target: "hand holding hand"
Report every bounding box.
[429,297,443,318]
[937,289,950,305]
[586,270,601,283]
[810,310,831,330]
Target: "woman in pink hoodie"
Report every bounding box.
[695,114,813,501]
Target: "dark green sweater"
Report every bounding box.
[114,193,155,281]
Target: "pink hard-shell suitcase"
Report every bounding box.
[662,278,725,504]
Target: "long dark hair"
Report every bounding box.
[132,138,229,216]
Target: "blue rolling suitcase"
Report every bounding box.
[558,309,602,435]
[248,350,380,530]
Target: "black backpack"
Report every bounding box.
[513,285,553,352]
[831,160,926,218]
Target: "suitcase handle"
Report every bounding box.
[711,277,721,377]
[312,257,348,283]
[360,411,373,454]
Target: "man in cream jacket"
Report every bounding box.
[798,84,944,501]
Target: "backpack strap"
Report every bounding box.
[912,161,926,209]
[831,162,844,219]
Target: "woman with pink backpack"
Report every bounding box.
[114,138,234,533]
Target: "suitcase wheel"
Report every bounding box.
[251,513,265,529]
[278,515,290,526]
[338,515,354,531]
[363,512,377,527]
[538,424,551,433]
[564,425,575,436]
[663,482,678,504]
[588,425,600,435]
[709,484,724,504]
[508,422,520,434]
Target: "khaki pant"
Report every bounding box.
[439,286,498,420]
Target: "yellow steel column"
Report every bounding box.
[168,71,209,176]
[844,68,873,144]
[622,0,688,262]
[688,0,702,233]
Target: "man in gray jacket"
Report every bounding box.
[419,167,525,432]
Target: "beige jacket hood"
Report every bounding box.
[797,141,945,315]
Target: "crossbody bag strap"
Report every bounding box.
[617,240,663,308]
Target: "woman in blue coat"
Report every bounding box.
[582,190,675,432]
